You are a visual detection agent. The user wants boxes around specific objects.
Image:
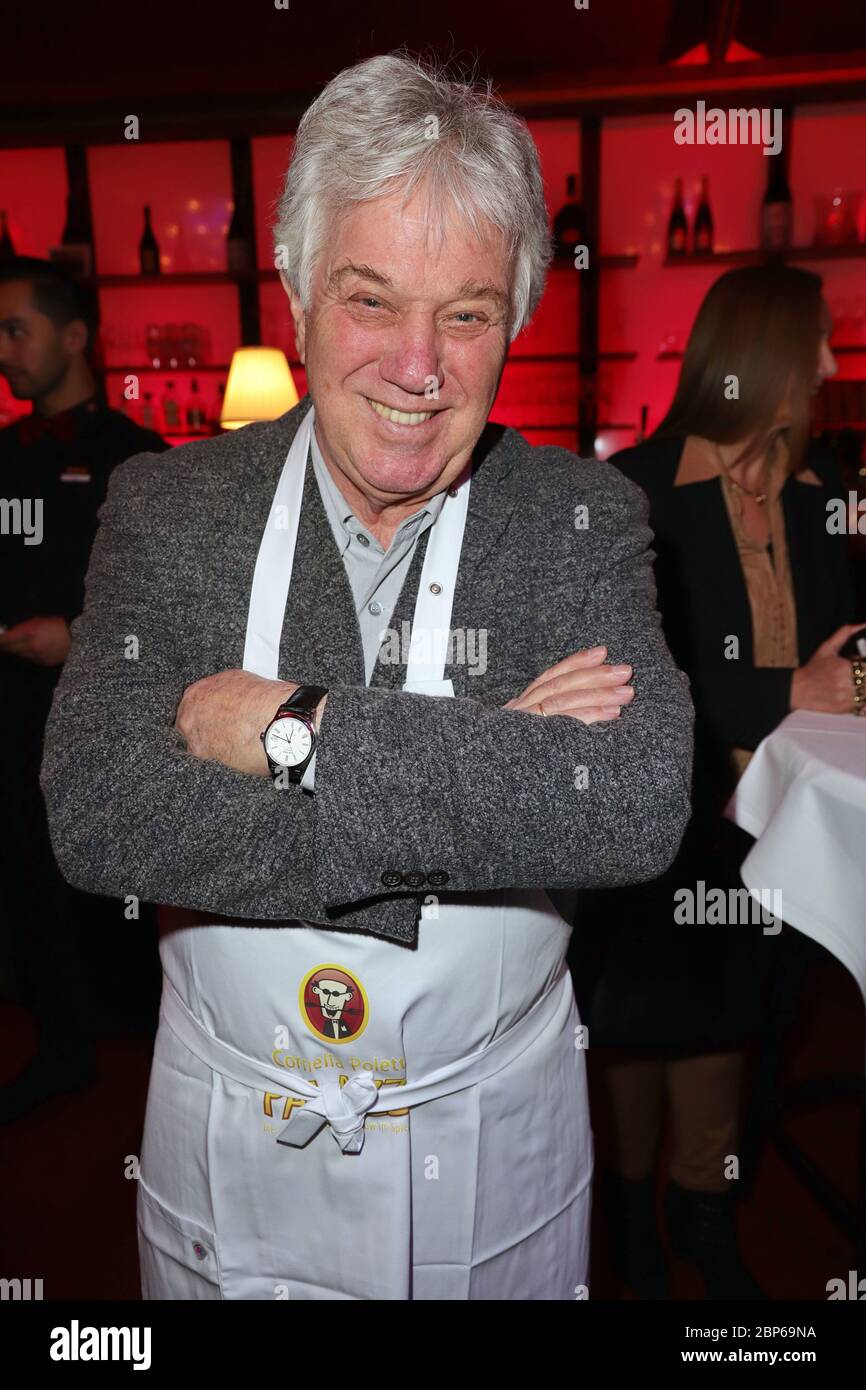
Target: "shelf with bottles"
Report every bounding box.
[663,244,866,269]
[656,342,866,362]
[548,254,640,271]
[662,154,865,267]
[506,350,638,362]
[111,374,223,438]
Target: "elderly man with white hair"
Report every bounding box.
[41,52,693,1301]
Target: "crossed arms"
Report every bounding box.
[39,453,694,925]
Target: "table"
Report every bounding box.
[727,710,866,1023]
[727,712,866,1255]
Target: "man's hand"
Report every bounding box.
[175,671,327,775]
[505,645,634,724]
[0,616,71,667]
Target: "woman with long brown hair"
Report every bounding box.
[571,264,863,1300]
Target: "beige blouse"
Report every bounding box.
[675,435,822,782]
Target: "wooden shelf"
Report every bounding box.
[103,361,303,372]
[507,351,637,363]
[658,343,866,361]
[507,421,635,431]
[664,244,866,269]
[96,272,252,288]
[549,254,640,270]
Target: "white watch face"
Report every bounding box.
[265,715,313,768]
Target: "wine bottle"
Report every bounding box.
[140,205,161,275]
[61,191,94,274]
[552,175,585,261]
[667,178,688,257]
[226,199,253,276]
[162,380,181,430]
[141,391,157,430]
[186,378,206,433]
[693,176,713,253]
[761,156,792,254]
[0,209,14,263]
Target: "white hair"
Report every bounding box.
[273,51,553,341]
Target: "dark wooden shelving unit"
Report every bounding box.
[664,244,866,268]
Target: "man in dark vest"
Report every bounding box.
[0,257,167,1121]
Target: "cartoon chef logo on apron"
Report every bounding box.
[300,964,369,1044]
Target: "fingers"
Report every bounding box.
[530,662,632,704]
[519,645,609,698]
[816,623,866,658]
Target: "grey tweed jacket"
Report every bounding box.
[40,393,694,947]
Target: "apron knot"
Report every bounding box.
[276,1073,381,1155]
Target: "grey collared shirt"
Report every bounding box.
[302,425,448,788]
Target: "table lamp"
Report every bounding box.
[220,347,298,429]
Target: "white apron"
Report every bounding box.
[137,408,593,1300]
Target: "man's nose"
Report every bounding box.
[378,320,443,398]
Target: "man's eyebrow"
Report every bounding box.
[326,263,393,294]
[452,280,510,311]
[0,316,27,328]
[325,264,508,312]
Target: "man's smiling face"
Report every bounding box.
[286,185,512,509]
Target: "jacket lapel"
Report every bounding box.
[368,420,520,695]
[278,434,366,688]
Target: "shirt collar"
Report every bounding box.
[16,394,102,447]
[673,434,823,489]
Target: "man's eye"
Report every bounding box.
[352,296,384,310]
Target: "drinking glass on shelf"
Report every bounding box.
[813,190,859,248]
[146,323,162,369]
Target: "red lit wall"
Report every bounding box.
[1,103,863,450]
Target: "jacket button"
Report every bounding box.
[427,870,450,887]
[381,870,403,887]
[402,871,426,889]
[192,1241,208,1261]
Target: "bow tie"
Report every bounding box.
[17,410,79,446]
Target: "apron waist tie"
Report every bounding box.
[160,965,574,1156]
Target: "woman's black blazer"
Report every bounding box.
[610,434,858,822]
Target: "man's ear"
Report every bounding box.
[63,317,89,358]
[281,274,306,365]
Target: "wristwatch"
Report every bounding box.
[261,684,328,785]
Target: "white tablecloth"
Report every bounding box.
[726,712,866,1039]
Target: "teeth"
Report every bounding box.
[366,397,434,426]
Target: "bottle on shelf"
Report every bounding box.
[140,205,161,275]
[141,391,157,431]
[162,380,181,431]
[186,378,206,434]
[0,209,14,263]
[212,380,227,431]
[226,199,253,276]
[119,388,141,426]
[693,176,713,254]
[667,178,688,257]
[57,189,94,277]
[761,155,792,254]
[552,175,585,261]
